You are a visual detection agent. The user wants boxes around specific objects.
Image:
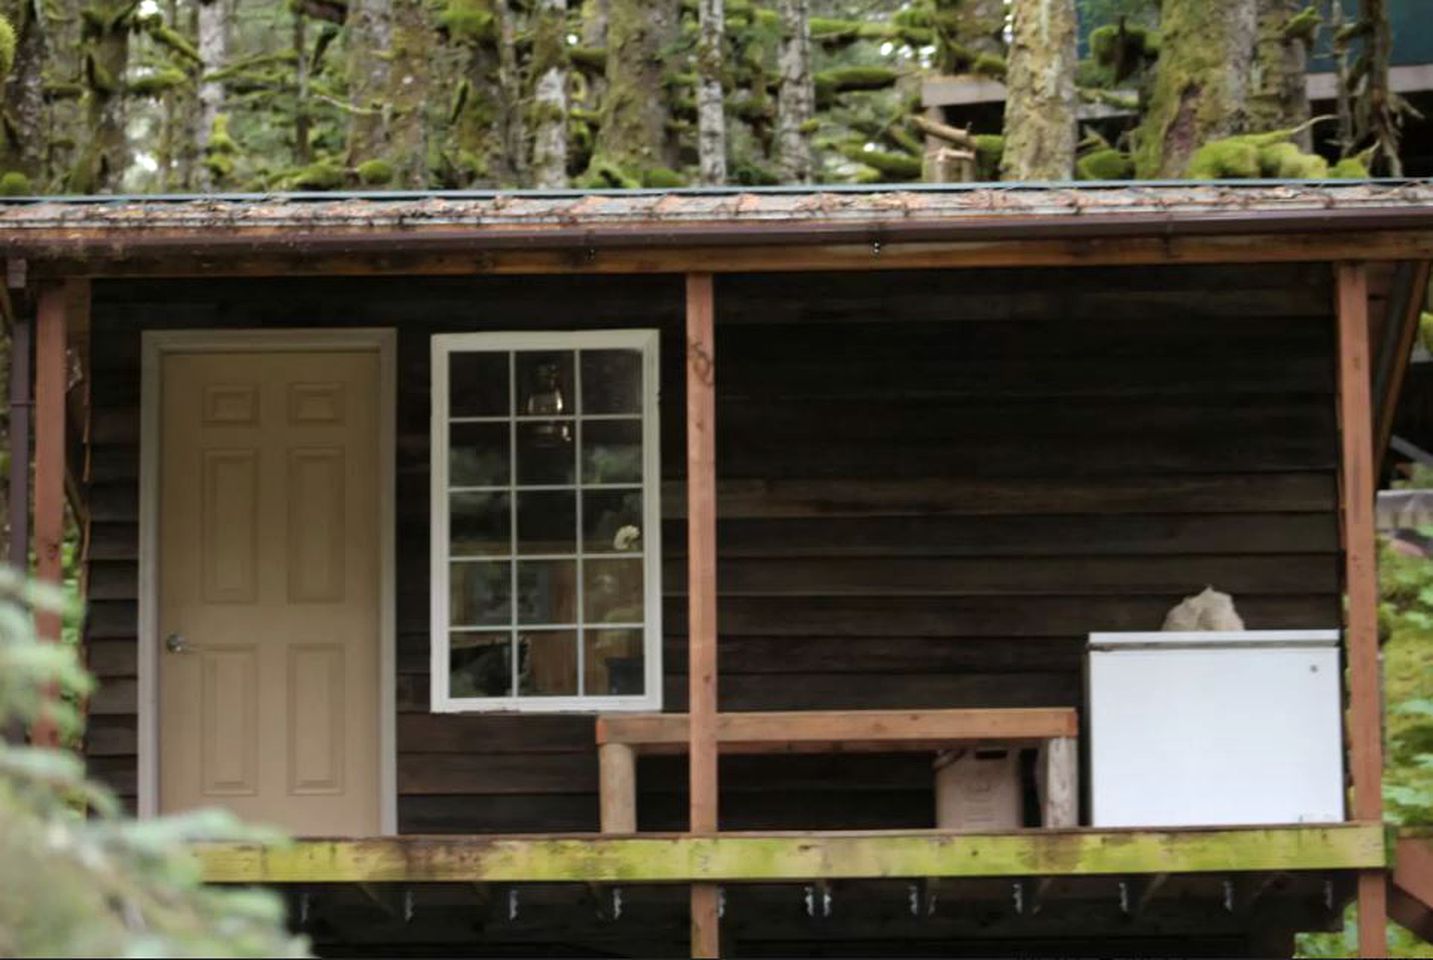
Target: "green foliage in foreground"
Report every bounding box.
[0,567,308,957]
[1297,467,1433,957]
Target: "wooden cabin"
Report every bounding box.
[4,181,1433,957]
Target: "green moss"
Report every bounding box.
[577,158,641,189]
[148,23,201,63]
[815,66,900,95]
[1283,6,1321,43]
[0,171,31,196]
[973,133,1003,179]
[126,67,188,97]
[641,166,685,188]
[438,0,494,43]
[0,14,16,78]
[730,159,779,186]
[1257,141,1328,178]
[1331,156,1371,179]
[570,46,606,71]
[837,143,920,180]
[971,52,1005,79]
[84,51,119,95]
[289,159,345,190]
[1187,137,1261,179]
[1076,148,1134,181]
[355,158,394,185]
[207,114,237,155]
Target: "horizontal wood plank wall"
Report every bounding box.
[82,265,1339,834]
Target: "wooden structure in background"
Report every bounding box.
[5,183,1433,957]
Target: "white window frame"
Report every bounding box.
[430,330,663,713]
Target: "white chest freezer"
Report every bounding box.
[1087,630,1345,828]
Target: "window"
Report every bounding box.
[430,331,662,712]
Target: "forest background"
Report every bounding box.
[0,0,1417,196]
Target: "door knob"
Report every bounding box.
[165,633,189,654]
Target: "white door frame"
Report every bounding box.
[137,328,398,835]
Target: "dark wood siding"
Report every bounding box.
[82,264,1340,833]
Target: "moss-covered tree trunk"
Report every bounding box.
[1001,0,1077,181]
[494,0,526,185]
[586,0,678,185]
[438,1,510,187]
[345,0,391,170]
[775,0,813,183]
[696,0,725,184]
[1133,0,1257,178]
[293,9,312,165]
[1248,0,1312,148]
[1,0,49,189]
[1359,0,1400,175]
[529,0,568,188]
[387,0,431,187]
[195,0,228,189]
[68,0,132,192]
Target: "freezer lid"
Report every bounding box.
[1088,629,1340,652]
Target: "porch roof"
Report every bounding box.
[0,180,1430,281]
[2,180,1433,231]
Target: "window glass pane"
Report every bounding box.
[582,419,642,485]
[581,350,642,414]
[451,632,512,698]
[584,558,644,624]
[518,630,578,696]
[516,352,575,418]
[450,352,509,417]
[451,422,509,487]
[583,490,644,554]
[517,559,578,625]
[451,491,510,557]
[451,561,511,627]
[516,490,576,554]
[585,629,644,696]
[517,421,575,485]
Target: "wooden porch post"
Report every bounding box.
[30,280,81,748]
[1335,262,1387,958]
[686,272,720,958]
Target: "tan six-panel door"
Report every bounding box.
[159,349,381,836]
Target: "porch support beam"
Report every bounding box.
[685,271,719,958]
[30,280,84,747]
[192,824,1387,885]
[1335,261,1387,958]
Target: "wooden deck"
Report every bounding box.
[194,824,1385,885]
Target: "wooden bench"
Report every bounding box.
[595,708,1079,833]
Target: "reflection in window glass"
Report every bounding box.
[450,352,509,417]
[582,419,642,485]
[450,491,510,557]
[451,633,512,697]
[516,490,577,555]
[583,490,643,554]
[584,559,644,624]
[451,561,511,626]
[581,350,642,414]
[517,559,578,625]
[518,631,578,696]
[516,421,575,485]
[585,629,644,696]
[450,422,509,487]
[516,352,574,418]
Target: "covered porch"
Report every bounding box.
[4,182,1432,956]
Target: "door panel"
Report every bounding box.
[158,349,381,836]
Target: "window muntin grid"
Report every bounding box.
[431,332,660,713]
